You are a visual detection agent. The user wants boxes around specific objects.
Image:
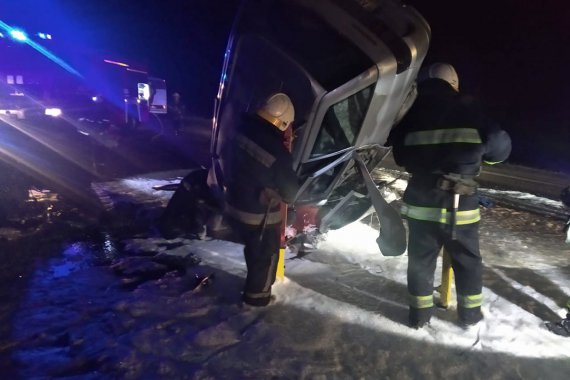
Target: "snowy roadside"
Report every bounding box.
[7,169,570,379]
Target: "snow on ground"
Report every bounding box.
[9,170,570,379]
[91,170,189,211]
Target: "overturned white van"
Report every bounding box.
[181,0,431,255]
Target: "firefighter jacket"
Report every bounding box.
[390,79,512,224]
[222,114,299,226]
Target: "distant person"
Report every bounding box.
[167,92,187,135]
[222,92,299,307]
[390,63,512,328]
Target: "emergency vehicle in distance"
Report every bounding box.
[0,26,167,130]
[207,0,430,254]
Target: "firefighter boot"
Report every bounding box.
[242,292,276,308]
[458,306,484,328]
[409,306,433,329]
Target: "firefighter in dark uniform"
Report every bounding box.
[390,63,512,328]
[167,92,186,135]
[222,93,299,307]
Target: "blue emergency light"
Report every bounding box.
[9,29,28,42]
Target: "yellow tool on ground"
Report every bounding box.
[276,126,294,281]
[438,248,454,308]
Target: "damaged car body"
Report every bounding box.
[162,0,430,256]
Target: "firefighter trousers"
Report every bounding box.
[407,219,483,324]
[230,218,281,306]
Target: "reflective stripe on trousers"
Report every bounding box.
[409,294,434,309]
[458,293,483,308]
[401,203,480,225]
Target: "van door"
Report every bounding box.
[210,33,318,190]
[149,77,167,114]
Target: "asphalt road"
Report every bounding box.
[2,114,569,220]
[381,153,570,200]
[379,153,570,220]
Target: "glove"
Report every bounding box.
[259,187,282,207]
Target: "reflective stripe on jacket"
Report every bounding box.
[225,204,282,226]
[222,115,299,218]
[403,128,482,146]
[401,203,480,225]
[234,133,276,168]
[391,79,512,177]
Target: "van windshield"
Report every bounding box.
[310,84,374,158]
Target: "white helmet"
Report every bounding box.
[422,62,459,92]
[256,92,295,131]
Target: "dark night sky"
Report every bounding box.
[407,0,570,172]
[408,1,569,112]
[2,0,570,172]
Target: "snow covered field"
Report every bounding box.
[9,170,570,379]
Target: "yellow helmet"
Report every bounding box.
[256,93,295,131]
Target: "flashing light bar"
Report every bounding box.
[36,32,53,40]
[9,29,28,42]
[1,20,79,77]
